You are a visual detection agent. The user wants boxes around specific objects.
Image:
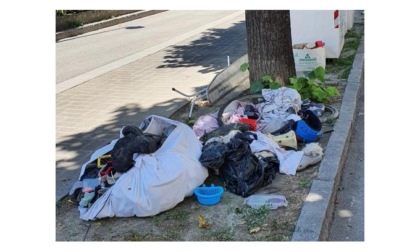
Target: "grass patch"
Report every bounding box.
[198,226,235,241]
[240,205,270,231]
[123,230,149,241]
[152,208,190,223]
[122,229,181,241]
[150,208,189,240]
[298,178,311,188]
[91,232,103,241]
[279,221,295,233]
[209,227,235,241]
[186,119,195,126]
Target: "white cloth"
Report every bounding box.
[249,131,303,175]
[257,88,302,134]
[78,115,209,220]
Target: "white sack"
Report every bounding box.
[79,115,208,220]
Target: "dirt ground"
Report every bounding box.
[56,15,363,241]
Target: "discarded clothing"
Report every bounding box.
[200,123,250,143]
[256,88,302,134]
[249,131,303,175]
[221,101,260,125]
[193,112,219,138]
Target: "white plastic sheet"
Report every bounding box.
[78,115,208,220]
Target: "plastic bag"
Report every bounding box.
[244,194,288,209]
[220,137,264,197]
[254,151,278,186]
[200,132,278,197]
[199,141,229,171]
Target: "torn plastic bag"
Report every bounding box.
[75,115,208,220]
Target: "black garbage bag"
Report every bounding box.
[122,125,143,137]
[111,125,162,173]
[199,141,229,171]
[199,129,250,173]
[200,131,278,197]
[254,151,278,186]
[220,137,264,197]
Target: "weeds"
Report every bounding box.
[123,230,146,241]
[240,205,270,231]
[209,227,235,241]
[298,178,311,188]
[91,232,103,241]
[152,208,189,223]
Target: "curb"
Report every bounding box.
[56,10,167,41]
[291,38,365,241]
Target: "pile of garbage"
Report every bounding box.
[68,87,336,220]
[194,87,330,197]
[69,115,209,220]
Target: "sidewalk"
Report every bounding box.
[56,10,247,201]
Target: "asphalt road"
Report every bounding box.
[56,10,240,84]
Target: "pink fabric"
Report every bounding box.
[192,112,219,137]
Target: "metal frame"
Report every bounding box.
[171,56,232,118]
[171,87,208,118]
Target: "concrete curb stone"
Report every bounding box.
[292,37,365,241]
[56,10,167,41]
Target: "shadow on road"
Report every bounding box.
[157,21,247,74]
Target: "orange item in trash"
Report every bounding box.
[238,118,257,131]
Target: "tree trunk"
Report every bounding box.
[245,10,296,86]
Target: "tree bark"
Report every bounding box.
[245,10,296,86]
